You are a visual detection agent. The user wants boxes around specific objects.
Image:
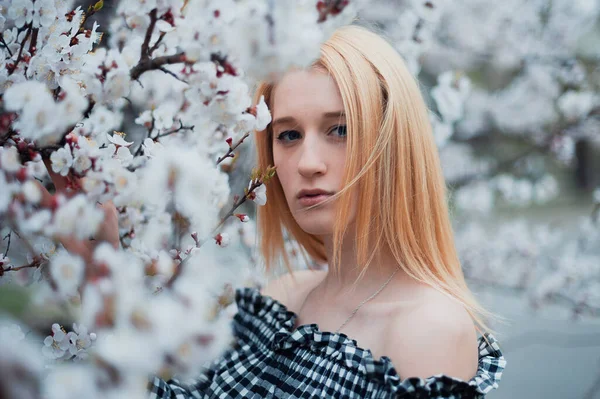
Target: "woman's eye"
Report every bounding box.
[276,130,302,142]
[330,125,347,138]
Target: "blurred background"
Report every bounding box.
[2,0,599,397]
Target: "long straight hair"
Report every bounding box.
[252,24,501,336]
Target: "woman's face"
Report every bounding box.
[271,68,356,236]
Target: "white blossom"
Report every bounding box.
[21,180,42,204]
[51,195,104,240]
[7,0,33,28]
[107,132,134,147]
[431,71,471,124]
[250,183,267,206]
[65,323,96,360]
[0,323,25,342]
[50,144,74,176]
[32,0,57,27]
[0,146,22,173]
[42,323,71,360]
[255,95,272,131]
[141,138,164,158]
[49,251,85,298]
[3,81,50,111]
[557,90,598,121]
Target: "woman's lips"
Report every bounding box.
[298,194,332,206]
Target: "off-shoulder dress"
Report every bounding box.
[149,286,507,398]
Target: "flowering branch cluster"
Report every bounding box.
[0,0,356,397]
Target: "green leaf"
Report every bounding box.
[93,0,104,12]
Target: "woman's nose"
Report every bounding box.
[297,136,327,178]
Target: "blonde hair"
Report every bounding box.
[252,24,503,336]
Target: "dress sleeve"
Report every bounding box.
[147,342,237,398]
[388,333,507,398]
[147,375,205,399]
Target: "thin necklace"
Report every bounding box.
[297,268,399,334]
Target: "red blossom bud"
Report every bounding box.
[214,10,220,18]
[235,213,249,222]
[161,10,175,26]
[246,105,257,117]
[225,137,233,147]
[66,132,78,145]
[28,149,39,161]
[15,167,28,182]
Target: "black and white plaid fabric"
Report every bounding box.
[149,287,507,398]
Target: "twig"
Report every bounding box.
[216,132,250,165]
[0,35,13,57]
[141,9,158,60]
[158,66,189,84]
[28,28,39,55]
[165,180,264,289]
[3,232,11,258]
[1,256,44,273]
[7,23,32,75]
[154,122,194,139]
[134,115,155,157]
[130,9,188,82]
[213,179,263,231]
[149,31,167,55]
[130,53,187,80]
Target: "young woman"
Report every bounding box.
[149,24,507,398]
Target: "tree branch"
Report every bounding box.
[7,23,32,75]
[216,132,251,165]
[130,53,187,81]
[164,179,265,289]
[141,9,158,60]
[3,231,11,258]
[134,115,155,157]
[154,122,194,139]
[1,256,44,274]
[0,35,13,57]
[213,179,263,231]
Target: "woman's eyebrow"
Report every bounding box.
[271,111,345,128]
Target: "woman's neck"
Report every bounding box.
[316,231,417,306]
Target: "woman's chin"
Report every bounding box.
[295,219,335,237]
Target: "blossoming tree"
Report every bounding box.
[0,0,599,397]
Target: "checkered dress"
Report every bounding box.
[149,287,507,398]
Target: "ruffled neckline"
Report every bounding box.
[234,286,507,395]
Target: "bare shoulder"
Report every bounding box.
[384,286,479,381]
[260,269,327,309]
